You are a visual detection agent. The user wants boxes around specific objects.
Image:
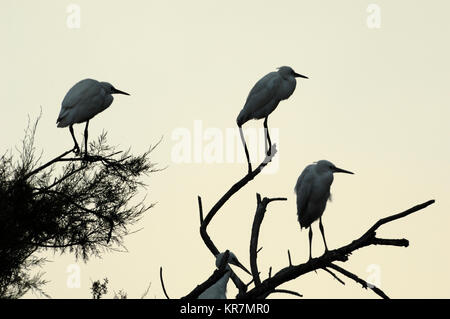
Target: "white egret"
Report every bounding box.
[198,251,251,299]
[56,78,130,156]
[236,66,308,173]
[295,160,354,260]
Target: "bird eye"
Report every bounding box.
[329,165,333,169]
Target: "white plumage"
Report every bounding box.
[295,160,354,260]
[198,251,251,299]
[198,270,232,299]
[236,66,308,173]
[57,78,129,155]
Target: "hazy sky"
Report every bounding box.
[1,0,449,298]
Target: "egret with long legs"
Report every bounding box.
[295,160,354,260]
[236,66,308,173]
[56,78,130,156]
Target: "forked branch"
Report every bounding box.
[240,199,435,299]
[197,144,278,295]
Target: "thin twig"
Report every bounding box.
[198,196,204,225]
[322,267,345,285]
[182,250,230,299]
[245,277,255,289]
[366,200,435,235]
[261,289,303,299]
[200,144,278,256]
[328,263,388,299]
[140,282,152,299]
[23,149,73,180]
[240,200,434,299]
[160,267,170,299]
[198,144,279,296]
[42,189,114,244]
[287,250,292,267]
[269,289,303,298]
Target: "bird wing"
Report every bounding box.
[237,72,282,124]
[294,165,314,227]
[57,79,105,126]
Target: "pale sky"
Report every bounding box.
[1,0,449,298]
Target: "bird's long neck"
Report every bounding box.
[214,270,232,295]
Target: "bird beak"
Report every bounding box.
[294,72,308,79]
[334,167,354,174]
[112,88,130,95]
[230,257,252,276]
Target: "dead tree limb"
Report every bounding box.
[263,289,303,299]
[327,263,388,299]
[322,267,345,286]
[198,144,278,295]
[181,250,230,299]
[189,133,434,299]
[249,193,287,287]
[159,267,170,299]
[239,199,435,299]
[199,145,278,256]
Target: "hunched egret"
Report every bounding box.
[295,160,354,260]
[198,251,251,299]
[56,78,130,156]
[236,66,308,173]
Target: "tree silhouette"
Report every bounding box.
[91,278,109,299]
[178,144,435,299]
[0,115,159,298]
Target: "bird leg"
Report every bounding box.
[238,125,252,174]
[263,117,271,156]
[69,125,80,155]
[308,227,313,261]
[319,217,329,253]
[83,120,89,158]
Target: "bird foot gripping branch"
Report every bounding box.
[179,66,435,299]
[57,79,129,158]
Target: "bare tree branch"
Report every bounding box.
[198,144,278,296]
[140,282,152,299]
[264,289,303,299]
[328,263,388,299]
[322,267,345,285]
[22,149,74,180]
[200,145,278,256]
[249,193,286,287]
[181,250,230,299]
[198,196,204,224]
[287,250,292,267]
[159,267,170,299]
[239,199,435,299]
[186,129,435,299]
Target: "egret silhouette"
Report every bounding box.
[236,66,308,173]
[198,251,251,299]
[295,160,354,260]
[56,79,129,156]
